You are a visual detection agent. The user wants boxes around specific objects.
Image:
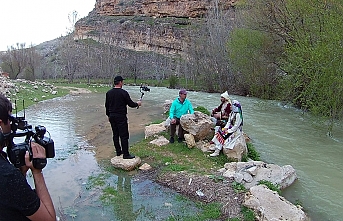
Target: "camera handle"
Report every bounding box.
[137,86,144,109]
[29,140,47,169]
[32,158,47,169]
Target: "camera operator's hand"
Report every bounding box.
[25,142,46,173]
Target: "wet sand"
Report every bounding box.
[85,105,163,160]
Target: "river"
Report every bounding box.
[18,85,343,221]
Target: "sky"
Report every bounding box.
[0,0,96,51]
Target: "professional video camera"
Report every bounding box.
[3,102,55,169]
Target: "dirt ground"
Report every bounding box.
[138,169,246,220]
[79,91,246,220]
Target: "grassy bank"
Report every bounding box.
[6,79,110,112]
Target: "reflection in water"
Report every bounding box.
[18,87,343,221]
[20,93,200,220]
[112,173,138,221]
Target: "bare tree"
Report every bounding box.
[1,43,28,79]
[23,45,42,81]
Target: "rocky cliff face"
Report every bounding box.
[95,0,236,18]
[74,0,236,56]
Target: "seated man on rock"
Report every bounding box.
[211,91,232,131]
[169,89,194,143]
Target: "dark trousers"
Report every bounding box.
[109,115,130,156]
[170,118,185,139]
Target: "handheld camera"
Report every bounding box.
[3,101,55,169]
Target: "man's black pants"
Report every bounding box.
[109,115,130,156]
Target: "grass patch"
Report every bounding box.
[258,180,281,195]
[130,132,232,175]
[8,80,69,111]
[231,181,247,193]
[241,206,256,221]
[166,202,221,221]
[246,142,260,161]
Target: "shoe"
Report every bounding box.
[178,137,183,143]
[209,145,216,151]
[169,137,175,143]
[116,152,122,156]
[210,149,220,157]
[123,154,135,159]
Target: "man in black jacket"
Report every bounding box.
[105,76,142,159]
[0,94,56,221]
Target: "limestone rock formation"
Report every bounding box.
[110,155,142,171]
[144,121,167,139]
[221,161,298,190]
[222,134,248,161]
[184,133,196,148]
[243,185,309,221]
[95,0,237,18]
[180,111,214,141]
[149,135,170,146]
[74,0,237,56]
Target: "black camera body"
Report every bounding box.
[4,114,55,169]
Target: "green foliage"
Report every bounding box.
[208,174,224,183]
[247,142,260,161]
[166,202,221,221]
[241,206,255,221]
[231,181,246,193]
[258,180,281,195]
[274,0,343,129]
[169,75,179,89]
[196,202,222,220]
[86,173,111,189]
[242,142,260,162]
[194,106,210,115]
[227,28,279,98]
[294,199,303,208]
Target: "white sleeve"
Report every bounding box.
[227,113,242,133]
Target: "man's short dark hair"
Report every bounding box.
[0,94,12,124]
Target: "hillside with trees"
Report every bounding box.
[1,0,342,131]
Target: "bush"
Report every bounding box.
[194,106,210,115]
[169,75,178,89]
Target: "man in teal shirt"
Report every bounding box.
[169,89,194,143]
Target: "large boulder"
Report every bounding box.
[149,136,170,146]
[110,156,142,171]
[221,161,297,190]
[243,185,309,221]
[222,134,248,162]
[184,133,196,148]
[180,111,214,141]
[144,121,167,138]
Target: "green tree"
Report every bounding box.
[227,28,280,98]
[239,0,343,131]
[277,0,343,125]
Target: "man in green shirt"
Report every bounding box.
[169,89,194,143]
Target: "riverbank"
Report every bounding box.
[82,104,248,220]
[0,78,322,220]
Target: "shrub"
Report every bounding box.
[194,106,210,115]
